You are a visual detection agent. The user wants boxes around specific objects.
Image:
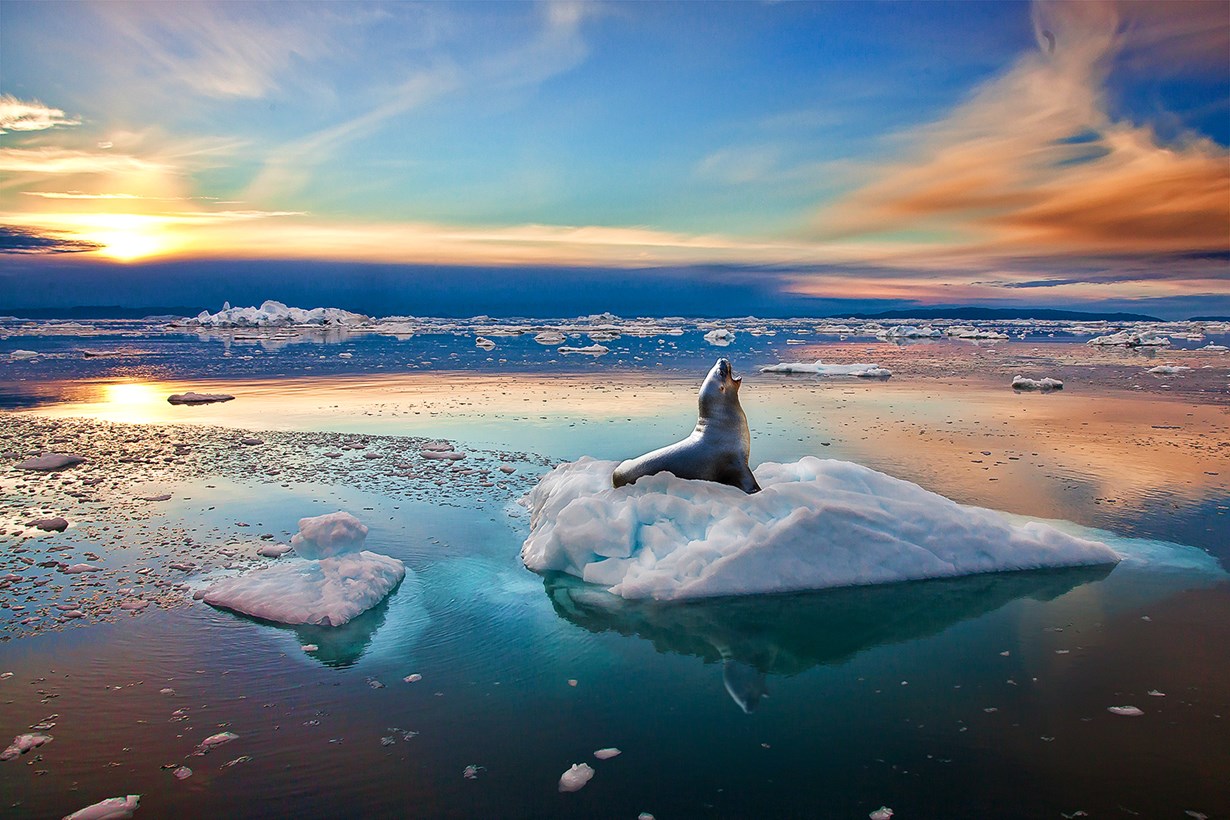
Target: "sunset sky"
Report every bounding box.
[1,0,1227,318]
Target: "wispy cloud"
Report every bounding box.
[0,95,81,134]
[0,148,168,176]
[0,225,103,254]
[809,0,1230,261]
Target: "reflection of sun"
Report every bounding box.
[103,382,160,409]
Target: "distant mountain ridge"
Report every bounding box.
[842,307,1163,322]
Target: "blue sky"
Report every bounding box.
[1,1,1227,317]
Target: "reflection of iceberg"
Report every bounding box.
[290,594,394,668]
[546,566,1112,710]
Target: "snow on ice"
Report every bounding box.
[760,360,892,378]
[1012,376,1063,391]
[521,458,1121,601]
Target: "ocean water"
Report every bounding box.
[1,319,1228,818]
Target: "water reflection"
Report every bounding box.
[546,565,1113,712]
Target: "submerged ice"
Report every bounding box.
[203,511,404,626]
[521,458,1121,600]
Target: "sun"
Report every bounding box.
[94,228,165,261]
[74,214,172,262]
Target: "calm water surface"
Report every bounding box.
[1,328,1227,818]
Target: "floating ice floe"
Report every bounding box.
[475,337,496,350]
[63,794,140,820]
[1107,705,1144,716]
[9,349,39,360]
[534,331,566,345]
[1,732,52,761]
[202,512,405,626]
[870,807,894,820]
[28,516,69,532]
[1012,376,1063,391]
[1199,343,1227,352]
[521,458,1120,601]
[558,762,595,792]
[1087,330,1170,347]
[16,452,86,471]
[167,392,235,405]
[558,344,609,356]
[194,731,239,754]
[187,300,367,328]
[1146,365,1190,375]
[877,325,941,339]
[760,360,892,378]
[945,326,1007,340]
[703,328,735,346]
[593,748,621,760]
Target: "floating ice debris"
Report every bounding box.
[301,644,318,652]
[257,543,292,558]
[173,766,192,780]
[159,688,175,695]
[534,331,566,345]
[1107,705,1144,716]
[28,516,69,532]
[638,815,655,820]
[63,794,140,820]
[945,326,1007,339]
[878,325,940,339]
[220,755,252,768]
[9,349,39,359]
[703,328,734,346]
[1148,689,1165,697]
[204,511,404,626]
[403,674,422,683]
[239,437,264,446]
[870,807,894,820]
[381,736,396,746]
[1012,375,1063,391]
[421,449,465,460]
[120,599,150,611]
[290,511,368,559]
[558,762,595,792]
[167,392,235,405]
[1200,343,1228,352]
[499,464,516,474]
[463,764,485,780]
[1,732,52,760]
[593,748,621,760]
[138,493,172,502]
[338,352,353,359]
[558,344,609,355]
[521,457,1120,600]
[194,731,238,754]
[1146,365,1190,375]
[760,360,892,378]
[567,679,578,687]
[1088,330,1169,347]
[17,452,86,471]
[475,336,496,350]
[366,677,385,689]
[63,563,103,574]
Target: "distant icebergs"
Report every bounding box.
[521,457,1120,601]
[187,300,368,328]
[1087,330,1169,347]
[703,328,735,346]
[760,360,891,378]
[203,511,404,627]
[558,344,609,356]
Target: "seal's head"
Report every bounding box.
[698,357,744,420]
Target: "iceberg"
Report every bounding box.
[521,458,1120,601]
[187,300,367,328]
[1011,375,1063,391]
[203,512,404,626]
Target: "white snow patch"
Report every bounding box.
[558,762,595,792]
[520,457,1121,601]
[290,511,369,559]
[760,360,892,378]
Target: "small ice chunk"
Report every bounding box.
[194,731,238,754]
[1011,375,1063,391]
[593,747,621,760]
[173,766,192,779]
[558,344,609,356]
[558,762,595,792]
[28,517,69,532]
[9,349,39,360]
[64,563,103,574]
[302,644,319,652]
[160,688,175,695]
[475,337,496,350]
[138,493,172,502]
[290,511,368,559]
[240,437,264,446]
[463,764,484,779]
[63,794,140,820]
[1107,705,1144,716]
[703,328,734,346]
[1147,689,1165,697]
[167,392,235,405]
[1,732,52,760]
[257,543,293,558]
[403,674,422,683]
[119,599,150,611]
[17,453,86,471]
[870,808,894,820]
[1146,365,1190,375]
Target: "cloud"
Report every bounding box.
[0,95,81,134]
[0,225,103,254]
[0,148,168,176]
[809,0,1230,260]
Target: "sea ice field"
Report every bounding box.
[1,308,1228,818]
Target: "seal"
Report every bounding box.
[612,358,761,493]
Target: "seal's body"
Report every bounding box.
[613,358,760,493]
